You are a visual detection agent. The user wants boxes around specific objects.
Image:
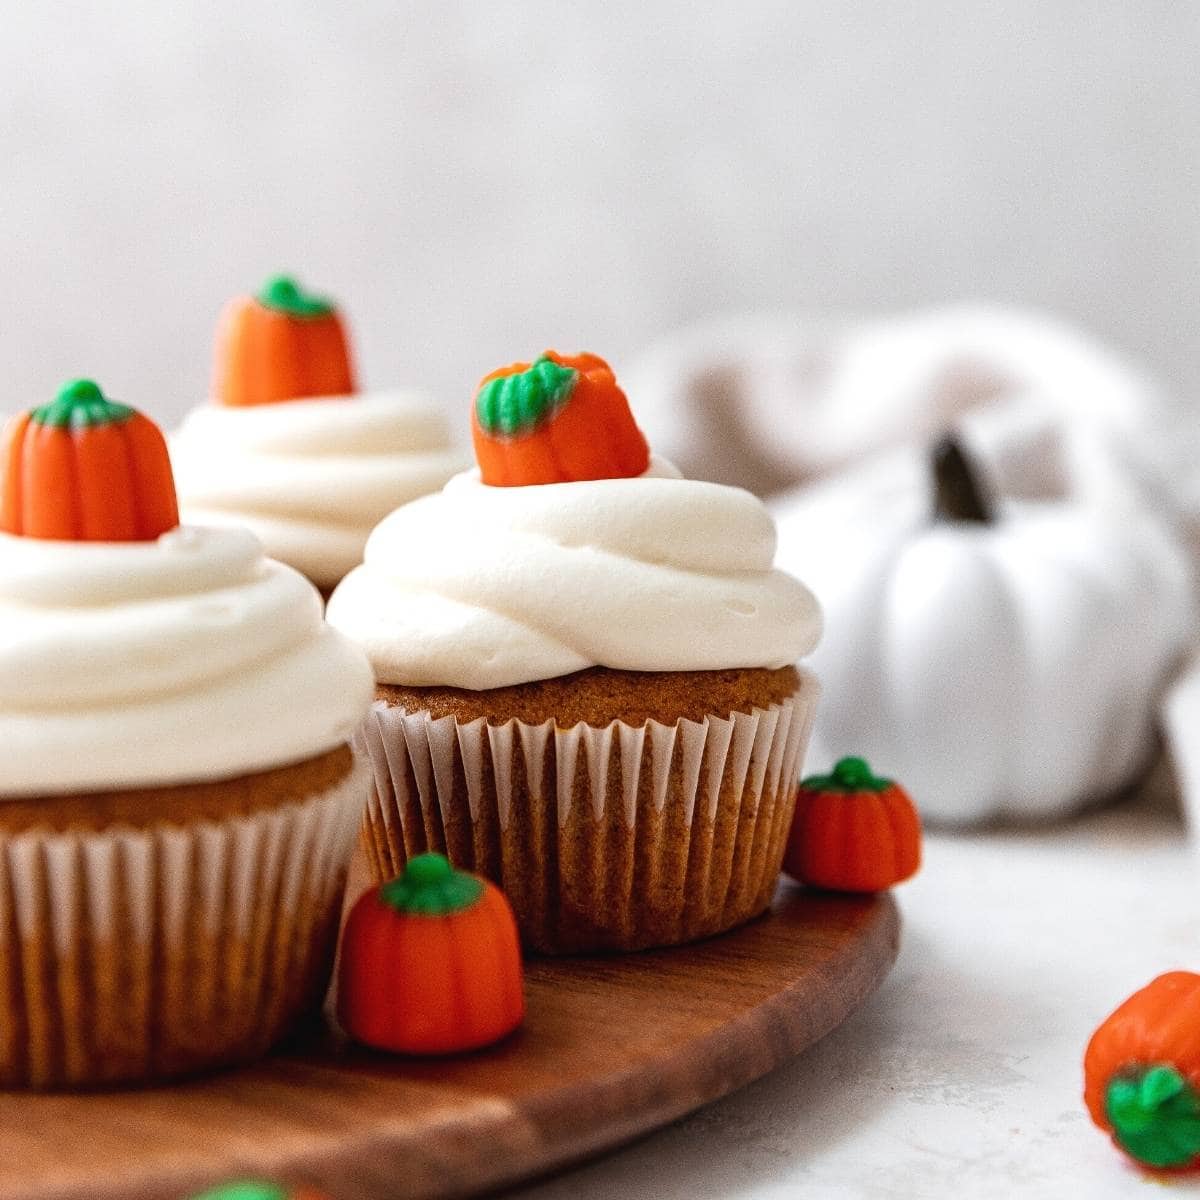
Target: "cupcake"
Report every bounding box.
[327,352,821,953]
[172,275,464,595]
[0,380,374,1087]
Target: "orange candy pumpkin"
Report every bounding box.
[783,757,922,892]
[0,379,179,542]
[471,351,650,486]
[213,275,355,407]
[338,853,524,1056]
[1084,972,1200,1171]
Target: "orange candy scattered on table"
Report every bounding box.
[784,757,922,893]
[213,275,355,407]
[0,379,179,542]
[338,853,525,1055]
[1084,972,1200,1172]
[471,351,650,486]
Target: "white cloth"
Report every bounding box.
[628,304,1183,523]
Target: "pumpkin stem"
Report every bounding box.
[931,434,994,524]
[379,853,484,917]
[32,379,135,429]
[188,1183,290,1200]
[832,757,879,790]
[256,274,336,319]
[475,354,579,438]
[1106,1065,1200,1169]
[802,756,891,793]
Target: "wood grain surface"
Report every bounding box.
[0,883,900,1200]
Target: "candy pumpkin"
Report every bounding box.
[0,379,179,541]
[213,274,355,407]
[338,853,524,1055]
[783,757,921,892]
[1084,972,1200,1171]
[771,432,1192,824]
[190,1183,329,1200]
[472,351,650,486]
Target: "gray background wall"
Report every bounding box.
[1,1,1197,426]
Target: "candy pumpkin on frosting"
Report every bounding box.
[0,379,179,542]
[472,351,650,486]
[213,274,355,407]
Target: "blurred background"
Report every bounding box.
[2,1,1198,424]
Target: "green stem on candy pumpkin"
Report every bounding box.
[188,1182,290,1200]
[379,852,484,917]
[475,355,579,437]
[31,379,134,429]
[256,274,336,318]
[1106,1064,1200,1169]
[802,756,892,793]
[931,434,994,524]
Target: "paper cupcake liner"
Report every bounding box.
[0,761,366,1089]
[356,671,818,953]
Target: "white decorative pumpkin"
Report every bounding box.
[772,436,1195,825]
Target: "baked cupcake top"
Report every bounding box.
[326,352,821,689]
[1,380,374,797]
[171,275,464,589]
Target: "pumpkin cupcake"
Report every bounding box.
[0,380,374,1088]
[171,275,464,595]
[327,352,821,953]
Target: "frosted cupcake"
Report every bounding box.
[172,275,464,595]
[0,380,374,1088]
[327,352,821,953]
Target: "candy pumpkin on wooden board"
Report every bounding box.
[771,434,1194,825]
[784,757,922,892]
[338,853,524,1056]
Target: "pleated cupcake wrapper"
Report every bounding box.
[0,761,366,1089]
[356,671,819,953]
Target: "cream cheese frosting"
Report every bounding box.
[325,457,821,690]
[0,525,375,797]
[171,391,466,589]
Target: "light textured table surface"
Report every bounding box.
[510,770,1195,1199]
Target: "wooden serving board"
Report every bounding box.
[0,884,899,1200]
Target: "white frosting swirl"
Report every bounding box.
[171,392,466,589]
[0,526,375,797]
[326,457,821,689]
